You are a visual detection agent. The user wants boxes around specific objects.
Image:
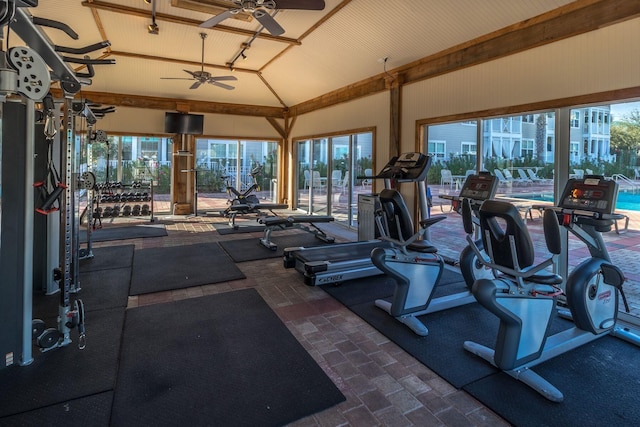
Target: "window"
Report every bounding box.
[521,139,534,157]
[428,141,446,159]
[461,142,476,155]
[570,111,580,128]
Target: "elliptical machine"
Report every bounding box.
[370,156,487,336]
[463,175,640,402]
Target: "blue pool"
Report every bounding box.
[512,191,640,211]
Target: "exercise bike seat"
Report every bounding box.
[478,200,562,286]
[377,189,444,253]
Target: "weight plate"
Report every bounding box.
[37,328,61,349]
[32,319,46,339]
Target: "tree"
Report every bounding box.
[535,113,547,162]
[610,108,640,167]
[610,109,640,150]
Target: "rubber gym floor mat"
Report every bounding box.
[463,335,640,426]
[32,267,131,315]
[129,241,245,295]
[0,391,113,427]
[219,232,333,262]
[80,244,134,272]
[0,307,124,419]
[80,223,167,243]
[111,288,345,427]
[212,221,265,235]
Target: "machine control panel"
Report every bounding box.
[558,176,618,215]
[376,152,432,182]
[459,172,499,201]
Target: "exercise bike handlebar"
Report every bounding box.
[538,205,625,221]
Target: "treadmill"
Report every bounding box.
[283,152,434,286]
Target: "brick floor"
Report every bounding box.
[95,190,640,426]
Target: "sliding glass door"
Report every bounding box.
[295,130,373,227]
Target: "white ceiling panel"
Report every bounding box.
[6,0,584,109]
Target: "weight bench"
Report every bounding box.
[258,215,335,250]
[225,202,289,229]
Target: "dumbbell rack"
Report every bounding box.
[94,181,155,224]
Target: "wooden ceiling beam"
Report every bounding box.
[50,89,286,118]
[109,50,258,74]
[81,1,300,45]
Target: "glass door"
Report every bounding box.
[296,138,328,216]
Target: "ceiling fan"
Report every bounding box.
[160,32,237,90]
[199,0,325,36]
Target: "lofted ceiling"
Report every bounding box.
[9,0,586,110]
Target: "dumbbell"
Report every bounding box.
[102,206,113,217]
[93,207,102,219]
[112,205,120,217]
[132,204,141,216]
[122,205,132,216]
[141,204,150,215]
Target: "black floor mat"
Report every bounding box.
[111,289,345,427]
[33,267,131,315]
[464,335,640,426]
[219,232,332,262]
[129,242,246,295]
[0,391,113,427]
[213,222,265,234]
[80,244,134,272]
[80,224,167,243]
[0,307,125,419]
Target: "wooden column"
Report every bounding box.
[171,134,195,215]
[386,73,403,158]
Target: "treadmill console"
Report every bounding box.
[459,172,499,202]
[558,176,618,215]
[376,152,432,182]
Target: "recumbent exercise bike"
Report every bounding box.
[462,175,640,402]
[369,159,495,336]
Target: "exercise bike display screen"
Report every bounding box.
[458,173,499,201]
[558,177,618,215]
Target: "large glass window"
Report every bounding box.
[294,130,373,227]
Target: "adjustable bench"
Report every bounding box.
[258,215,335,250]
[225,202,288,229]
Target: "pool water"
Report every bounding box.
[512,191,640,211]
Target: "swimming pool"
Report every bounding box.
[511,191,640,211]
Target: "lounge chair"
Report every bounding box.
[493,169,510,186]
[503,169,525,185]
[526,168,550,183]
[516,169,533,185]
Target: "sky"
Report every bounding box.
[610,101,640,122]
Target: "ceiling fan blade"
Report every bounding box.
[160,77,196,80]
[199,9,235,28]
[253,10,285,36]
[275,0,325,10]
[210,81,235,90]
[210,75,237,82]
[183,69,198,78]
[190,81,203,90]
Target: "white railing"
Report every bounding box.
[611,174,640,192]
